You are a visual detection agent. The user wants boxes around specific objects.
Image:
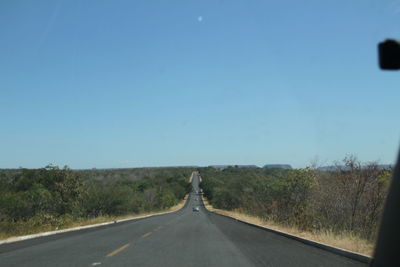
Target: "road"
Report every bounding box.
[0,173,366,267]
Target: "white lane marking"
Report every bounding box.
[92,262,101,266]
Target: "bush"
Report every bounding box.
[199,157,391,241]
[0,166,194,237]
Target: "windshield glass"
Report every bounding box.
[0,1,399,266]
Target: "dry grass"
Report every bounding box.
[202,197,374,256]
[69,194,189,228]
[0,195,188,241]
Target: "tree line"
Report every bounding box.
[199,156,391,241]
[0,166,193,237]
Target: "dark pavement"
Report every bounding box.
[0,173,366,267]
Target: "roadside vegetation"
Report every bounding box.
[199,156,392,256]
[0,166,193,239]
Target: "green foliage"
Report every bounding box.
[199,159,391,241]
[0,166,85,221]
[0,166,193,237]
[213,188,240,210]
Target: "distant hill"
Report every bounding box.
[263,164,292,169]
[209,165,259,170]
[237,165,259,168]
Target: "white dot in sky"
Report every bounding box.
[198,16,203,22]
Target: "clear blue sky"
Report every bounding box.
[1,0,400,169]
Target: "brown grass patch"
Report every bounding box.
[69,194,188,228]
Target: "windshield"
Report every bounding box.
[0,1,399,266]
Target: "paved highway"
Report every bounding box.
[0,173,366,267]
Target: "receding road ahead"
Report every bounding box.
[0,173,366,267]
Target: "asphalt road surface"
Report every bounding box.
[0,173,367,267]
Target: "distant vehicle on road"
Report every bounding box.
[193,207,200,212]
[195,198,198,201]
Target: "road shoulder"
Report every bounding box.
[201,195,371,264]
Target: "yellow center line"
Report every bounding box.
[142,231,153,238]
[106,243,130,257]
